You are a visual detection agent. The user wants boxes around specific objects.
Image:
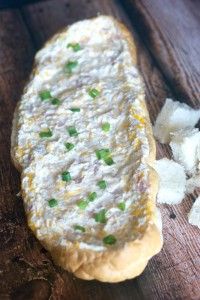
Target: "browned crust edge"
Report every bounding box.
[11,16,163,282]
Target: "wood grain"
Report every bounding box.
[0,0,45,9]
[122,0,200,106]
[0,0,199,299]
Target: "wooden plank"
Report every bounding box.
[0,0,199,299]
[122,0,200,106]
[0,0,44,9]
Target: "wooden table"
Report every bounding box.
[0,1,199,299]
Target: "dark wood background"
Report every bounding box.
[0,0,199,299]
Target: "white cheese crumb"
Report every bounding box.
[153,98,200,144]
[154,158,186,204]
[186,175,200,194]
[170,129,200,176]
[188,196,200,228]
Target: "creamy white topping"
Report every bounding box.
[15,16,152,251]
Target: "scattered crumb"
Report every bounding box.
[170,129,200,176]
[188,196,200,228]
[169,212,176,219]
[154,158,186,204]
[153,98,200,144]
[186,175,200,194]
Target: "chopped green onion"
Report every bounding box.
[51,98,61,105]
[67,43,81,52]
[74,225,85,232]
[65,142,74,151]
[95,149,110,160]
[39,129,52,138]
[97,180,107,190]
[118,202,126,211]
[64,60,78,74]
[88,88,100,98]
[96,149,115,165]
[67,126,79,137]
[104,157,115,166]
[61,171,71,182]
[102,122,110,132]
[39,90,52,101]
[87,192,97,202]
[48,198,58,207]
[103,235,117,245]
[94,209,107,224]
[69,108,80,112]
[77,199,88,210]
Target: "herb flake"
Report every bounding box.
[64,60,78,74]
[97,180,107,190]
[118,202,126,211]
[65,142,75,151]
[77,199,88,210]
[69,108,80,112]
[39,90,52,101]
[61,171,71,182]
[95,149,114,165]
[48,198,58,207]
[74,225,85,232]
[103,235,117,245]
[94,209,107,224]
[87,192,97,202]
[39,129,52,138]
[88,88,100,99]
[67,126,79,137]
[51,98,61,105]
[67,43,81,52]
[102,122,110,132]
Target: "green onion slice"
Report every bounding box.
[102,122,110,132]
[65,142,74,151]
[61,171,71,182]
[74,225,85,232]
[95,149,110,160]
[87,192,97,202]
[94,209,107,224]
[69,108,80,112]
[39,129,52,138]
[104,157,115,166]
[67,126,79,137]
[51,98,61,105]
[96,149,114,165]
[118,202,126,211]
[67,43,81,52]
[39,90,52,101]
[88,88,100,98]
[64,60,78,74]
[48,198,58,207]
[77,199,88,210]
[103,235,117,245]
[97,180,107,190]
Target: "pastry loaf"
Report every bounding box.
[11,16,162,282]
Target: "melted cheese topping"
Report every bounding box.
[15,16,153,251]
